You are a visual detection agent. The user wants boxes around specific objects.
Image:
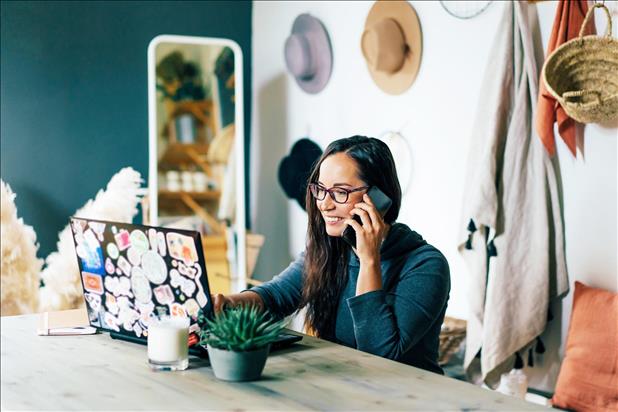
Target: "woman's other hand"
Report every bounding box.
[211,291,265,314]
[211,293,233,314]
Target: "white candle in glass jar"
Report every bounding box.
[166,171,180,192]
[147,317,190,366]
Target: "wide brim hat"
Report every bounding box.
[361,1,423,95]
[284,14,333,94]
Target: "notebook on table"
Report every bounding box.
[69,217,301,356]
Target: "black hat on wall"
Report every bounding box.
[278,138,323,210]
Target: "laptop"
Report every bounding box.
[69,217,301,356]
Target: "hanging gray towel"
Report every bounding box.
[458,0,569,386]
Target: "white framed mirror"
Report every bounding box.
[147,35,246,294]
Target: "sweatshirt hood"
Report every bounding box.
[349,223,427,266]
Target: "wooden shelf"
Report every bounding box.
[164,100,213,126]
[158,190,220,201]
[159,143,210,168]
[156,99,226,238]
[158,191,223,235]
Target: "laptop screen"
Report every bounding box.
[69,217,213,341]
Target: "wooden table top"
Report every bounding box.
[1,314,543,411]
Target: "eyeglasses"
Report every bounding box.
[308,183,369,204]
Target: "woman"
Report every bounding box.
[214,136,450,374]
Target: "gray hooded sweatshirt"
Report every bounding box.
[251,223,450,374]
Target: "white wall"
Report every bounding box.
[251,0,617,392]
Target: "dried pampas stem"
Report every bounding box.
[1,180,43,316]
[39,167,143,311]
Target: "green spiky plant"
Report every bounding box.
[198,305,287,352]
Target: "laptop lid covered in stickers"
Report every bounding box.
[69,217,213,341]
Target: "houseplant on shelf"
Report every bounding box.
[198,305,287,382]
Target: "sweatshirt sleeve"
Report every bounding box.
[346,249,450,361]
[248,252,305,318]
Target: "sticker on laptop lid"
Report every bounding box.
[119,308,139,328]
[170,270,196,297]
[118,276,132,297]
[153,285,174,305]
[79,246,105,275]
[189,323,200,334]
[106,243,120,260]
[77,231,105,274]
[106,293,119,315]
[170,269,181,287]
[136,301,154,317]
[131,267,152,304]
[157,232,167,257]
[148,229,157,251]
[134,323,143,338]
[114,229,131,251]
[138,309,156,330]
[88,222,106,241]
[183,298,200,318]
[141,251,167,284]
[105,276,122,297]
[170,303,187,318]
[82,272,104,295]
[104,313,120,332]
[72,219,86,234]
[193,263,202,278]
[123,320,134,332]
[83,228,98,246]
[105,258,115,275]
[127,246,143,266]
[166,233,198,265]
[117,256,132,277]
[183,280,196,297]
[88,308,102,327]
[116,296,133,311]
[177,261,198,278]
[84,292,102,311]
[130,230,149,253]
[195,282,208,307]
[72,230,85,245]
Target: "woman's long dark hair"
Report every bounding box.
[301,136,402,338]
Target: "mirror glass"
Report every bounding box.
[147,35,246,295]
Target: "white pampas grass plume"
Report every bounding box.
[1,180,43,316]
[39,167,143,311]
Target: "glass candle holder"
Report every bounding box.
[147,316,190,371]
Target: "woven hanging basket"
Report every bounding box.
[438,316,467,365]
[542,3,618,124]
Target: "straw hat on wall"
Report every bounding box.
[361,1,423,95]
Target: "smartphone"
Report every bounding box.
[341,186,392,248]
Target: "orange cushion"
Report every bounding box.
[552,281,618,412]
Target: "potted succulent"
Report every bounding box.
[198,305,287,382]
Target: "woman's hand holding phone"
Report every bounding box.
[344,188,392,296]
[344,192,389,265]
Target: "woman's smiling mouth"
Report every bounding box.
[323,215,345,225]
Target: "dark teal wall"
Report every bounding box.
[1,1,252,258]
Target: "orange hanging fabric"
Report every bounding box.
[536,0,596,157]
